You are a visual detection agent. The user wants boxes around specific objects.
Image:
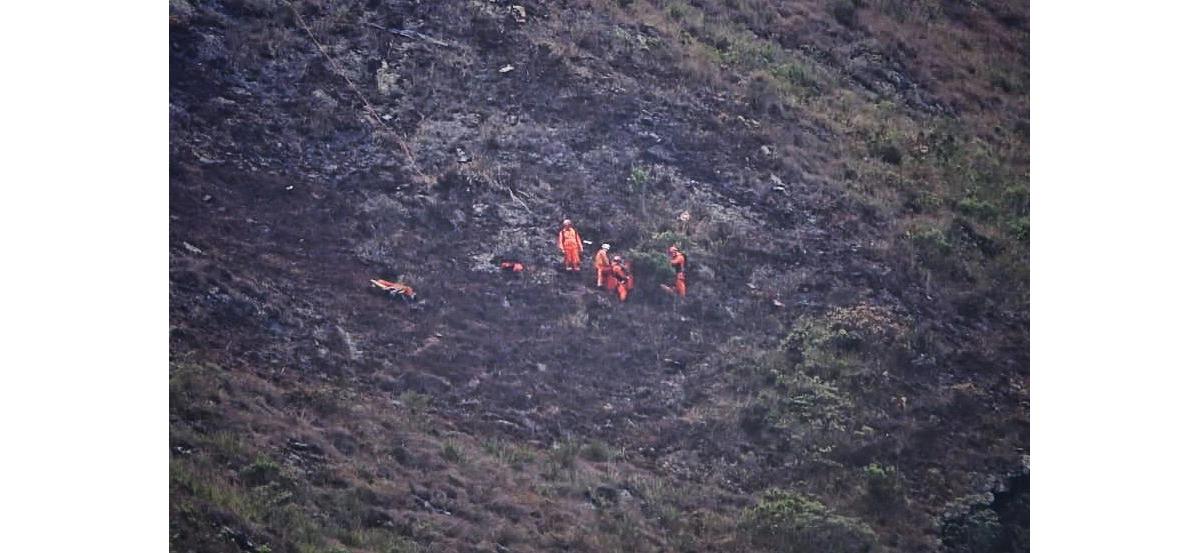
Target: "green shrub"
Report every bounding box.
[865,129,903,165]
[628,164,651,193]
[1002,184,1029,215]
[771,61,821,93]
[955,197,999,221]
[484,438,538,470]
[646,230,690,251]
[241,455,284,487]
[628,164,653,215]
[747,72,787,115]
[720,34,782,69]
[440,441,463,463]
[905,221,983,278]
[908,225,953,257]
[625,249,675,290]
[777,373,849,423]
[738,396,773,435]
[550,438,581,470]
[1007,216,1029,241]
[397,391,431,416]
[904,189,944,213]
[863,463,903,510]
[627,229,692,289]
[286,386,348,417]
[829,0,862,28]
[781,304,910,379]
[666,1,693,20]
[941,508,1003,553]
[580,439,615,463]
[874,143,903,165]
[877,0,915,22]
[741,489,877,553]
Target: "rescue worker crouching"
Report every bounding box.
[370,278,416,299]
[557,219,584,272]
[610,255,633,302]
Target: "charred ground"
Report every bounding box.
[170,1,1028,552]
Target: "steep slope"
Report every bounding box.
[170,1,1028,552]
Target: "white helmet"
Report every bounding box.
[601,243,610,250]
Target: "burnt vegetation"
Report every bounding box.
[170,0,1028,551]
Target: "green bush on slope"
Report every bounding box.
[740,489,877,553]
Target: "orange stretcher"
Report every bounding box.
[370,279,416,298]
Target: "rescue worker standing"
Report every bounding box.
[611,255,633,302]
[557,219,584,272]
[668,245,687,297]
[593,243,612,287]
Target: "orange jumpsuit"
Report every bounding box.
[558,225,583,271]
[371,279,416,298]
[604,268,619,292]
[611,262,632,302]
[593,249,611,287]
[669,250,687,297]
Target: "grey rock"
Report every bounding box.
[181,242,204,255]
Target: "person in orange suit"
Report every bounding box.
[611,255,633,302]
[370,279,416,299]
[557,219,583,271]
[593,243,612,287]
[667,245,687,297]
